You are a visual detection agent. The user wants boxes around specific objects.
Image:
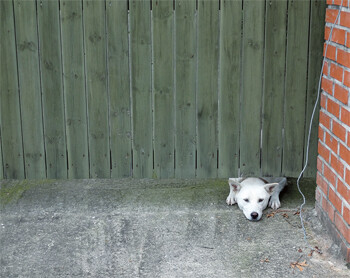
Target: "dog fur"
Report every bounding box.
[226,177,287,221]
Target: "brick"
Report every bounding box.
[335,212,350,243]
[319,141,331,162]
[324,43,337,61]
[340,11,350,28]
[332,120,347,142]
[321,77,333,95]
[337,49,350,68]
[334,83,348,104]
[325,27,331,41]
[319,110,331,129]
[339,143,350,165]
[343,206,350,226]
[346,168,350,185]
[321,93,327,109]
[347,32,350,48]
[332,28,346,45]
[323,198,335,223]
[326,9,339,24]
[327,98,340,118]
[324,162,337,185]
[317,171,328,195]
[319,126,325,141]
[326,132,339,153]
[341,107,350,126]
[329,187,342,213]
[348,131,350,148]
[327,0,333,5]
[317,157,323,172]
[331,153,344,176]
[337,179,350,201]
[330,63,343,82]
[344,71,350,88]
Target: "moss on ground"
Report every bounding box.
[0,180,53,209]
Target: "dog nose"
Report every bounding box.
[251,212,258,219]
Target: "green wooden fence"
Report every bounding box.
[0,0,325,179]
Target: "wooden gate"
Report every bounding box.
[0,0,325,179]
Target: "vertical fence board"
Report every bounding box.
[175,0,196,178]
[130,0,153,178]
[240,0,265,176]
[0,135,2,179]
[304,0,326,178]
[197,0,219,178]
[0,0,25,179]
[14,0,46,179]
[83,0,110,178]
[283,0,310,177]
[37,0,67,179]
[218,0,242,178]
[61,0,89,178]
[153,0,174,178]
[107,0,132,178]
[261,0,288,176]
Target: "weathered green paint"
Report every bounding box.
[240,0,265,176]
[14,0,46,179]
[175,0,196,178]
[197,0,219,178]
[153,0,174,178]
[261,0,288,176]
[130,0,153,178]
[107,0,132,178]
[61,0,89,178]
[218,0,242,178]
[304,0,326,178]
[83,0,110,178]
[0,0,24,179]
[37,0,67,179]
[0,0,325,180]
[283,0,310,177]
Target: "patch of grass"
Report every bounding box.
[0,180,52,208]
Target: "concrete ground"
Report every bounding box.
[0,178,349,277]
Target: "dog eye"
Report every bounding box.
[244,198,249,203]
[258,198,264,203]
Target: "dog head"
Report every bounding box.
[228,178,278,221]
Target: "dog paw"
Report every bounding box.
[269,197,280,210]
[226,194,236,205]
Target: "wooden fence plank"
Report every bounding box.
[261,0,288,176]
[130,0,153,178]
[282,0,310,177]
[14,0,46,179]
[61,0,89,178]
[304,0,326,178]
[175,0,196,178]
[0,135,2,179]
[240,0,265,176]
[153,0,174,178]
[37,0,67,179]
[0,0,25,179]
[197,0,219,178]
[218,0,242,178]
[83,0,110,178]
[107,0,132,178]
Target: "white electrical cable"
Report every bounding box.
[297,0,344,253]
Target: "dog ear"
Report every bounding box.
[228,178,241,192]
[264,183,278,194]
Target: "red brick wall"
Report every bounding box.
[317,0,350,262]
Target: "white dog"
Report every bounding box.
[226,177,287,221]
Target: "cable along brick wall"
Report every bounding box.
[317,0,350,263]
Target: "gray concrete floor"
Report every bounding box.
[0,178,349,277]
